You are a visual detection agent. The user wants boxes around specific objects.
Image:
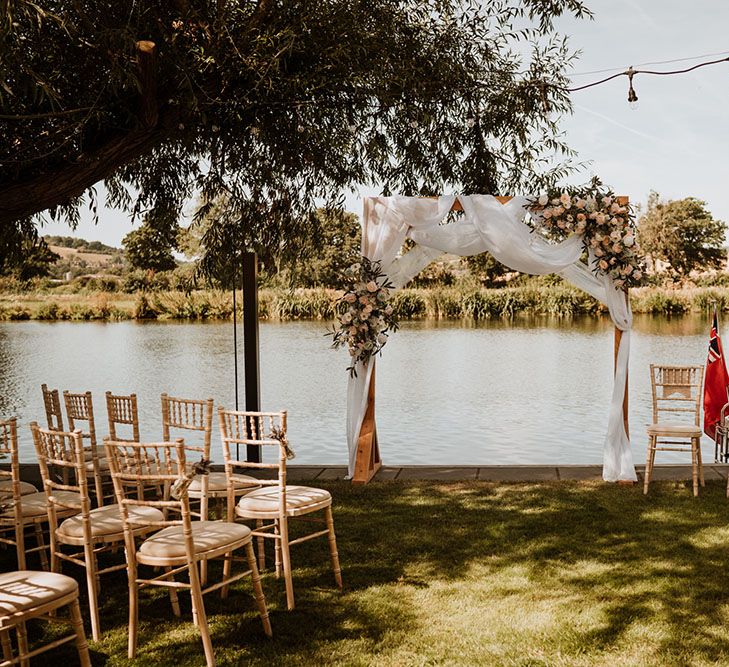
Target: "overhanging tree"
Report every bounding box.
[638,192,727,277]
[1,0,591,282]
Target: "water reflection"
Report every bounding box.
[0,315,716,467]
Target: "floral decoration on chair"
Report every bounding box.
[328,257,399,376]
[528,178,646,289]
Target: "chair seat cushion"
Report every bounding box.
[57,504,164,540]
[0,481,37,497]
[1,491,81,518]
[84,457,110,472]
[0,571,78,621]
[188,472,259,493]
[647,422,702,437]
[236,485,331,516]
[138,521,251,561]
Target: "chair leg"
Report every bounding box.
[16,622,29,667]
[92,472,104,509]
[69,596,92,667]
[33,523,48,570]
[274,521,282,579]
[643,437,655,495]
[128,566,138,659]
[221,551,232,600]
[84,542,101,641]
[279,517,295,611]
[691,440,699,497]
[166,567,181,616]
[325,506,343,590]
[244,541,272,637]
[697,440,705,487]
[200,557,208,588]
[0,629,13,663]
[256,520,265,572]
[14,521,25,571]
[188,560,215,667]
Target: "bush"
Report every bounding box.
[631,289,691,314]
[134,294,158,319]
[391,291,427,318]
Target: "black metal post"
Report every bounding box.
[232,271,239,459]
[242,251,262,463]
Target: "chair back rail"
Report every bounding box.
[104,439,195,538]
[31,424,89,553]
[218,409,289,517]
[41,384,64,431]
[0,417,20,499]
[106,392,140,442]
[650,364,704,425]
[161,394,214,458]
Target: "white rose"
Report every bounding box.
[623,235,634,247]
[538,194,549,206]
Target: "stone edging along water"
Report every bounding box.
[10,462,729,484]
[0,285,726,322]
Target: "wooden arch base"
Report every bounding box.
[351,195,631,484]
[353,366,382,484]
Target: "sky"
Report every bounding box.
[38,0,729,247]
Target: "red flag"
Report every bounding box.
[703,308,729,439]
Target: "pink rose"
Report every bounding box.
[366,281,378,292]
[599,259,609,270]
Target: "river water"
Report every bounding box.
[0,315,718,466]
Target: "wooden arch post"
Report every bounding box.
[351,195,631,484]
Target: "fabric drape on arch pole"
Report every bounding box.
[346,195,636,483]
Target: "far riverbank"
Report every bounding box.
[0,284,727,322]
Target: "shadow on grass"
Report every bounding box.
[8,479,729,665]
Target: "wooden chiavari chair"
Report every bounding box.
[32,423,163,641]
[644,364,705,496]
[0,570,91,666]
[104,439,272,667]
[218,408,342,611]
[63,391,109,506]
[161,394,259,521]
[0,418,81,571]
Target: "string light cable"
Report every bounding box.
[566,53,729,105]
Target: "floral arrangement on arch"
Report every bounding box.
[328,257,398,377]
[528,178,645,289]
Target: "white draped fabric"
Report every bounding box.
[346,195,637,482]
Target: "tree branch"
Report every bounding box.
[0,109,178,226]
[136,40,158,129]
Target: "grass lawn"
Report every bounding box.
[9,479,729,666]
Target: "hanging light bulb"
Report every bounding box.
[626,66,639,110]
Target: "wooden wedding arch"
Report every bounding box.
[352,195,631,484]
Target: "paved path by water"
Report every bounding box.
[285,464,729,482]
[16,463,729,485]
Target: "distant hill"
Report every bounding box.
[43,235,120,254]
[42,235,124,278]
